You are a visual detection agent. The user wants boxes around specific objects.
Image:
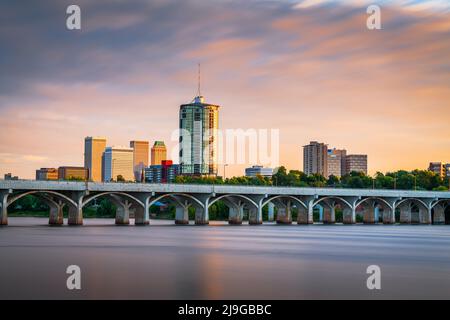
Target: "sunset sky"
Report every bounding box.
[1,0,449,179]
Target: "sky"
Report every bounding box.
[0,0,449,179]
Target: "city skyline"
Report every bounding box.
[1,0,450,179]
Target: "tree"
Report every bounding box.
[169,167,448,190]
[96,199,116,218]
[327,175,340,187]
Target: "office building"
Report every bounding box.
[58,166,88,181]
[144,160,180,183]
[327,148,347,177]
[346,154,368,175]
[179,95,219,176]
[36,168,58,181]
[102,146,134,182]
[245,165,273,177]
[144,165,162,183]
[4,173,18,180]
[303,141,328,177]
[84,136,107,182]
[428,162,445,178]
[130,140,149,182]
[151,141,167,166]
[445,164,450,178]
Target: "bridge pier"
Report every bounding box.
[195,206,208,225]
[399,202,411,224]
[175,205,190,225]
[297,197,314,224]
[323,202,336,224]
[268,202,275,222]
[343,207,356,224]
[382,208,395,224]
[68,192,84,226]
[47,199,64,225]
[110,196,131,225]
[419,207,431,224]
[433,204,445,224]
[134,194,150,225]
[248,207,261,225]
[274,199,292,224]
[248,195,266,225]
[134,205,148,225]
[362,200,376,224]
[228,206,244,225]
[0,190,9,226]
[297,206,308,224]
[194,194,213,225]
[68,207,83,225]
[222,197,244,225]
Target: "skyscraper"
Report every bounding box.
[445,164,450,178]
[130,140,149,182]
[84,136,107,182]
[428,162,445,178]
[144,160,180,183]
[303,141,328,177]
[151,141,167,166]
[346,154,368,175]
[102,146,134,182]
[179,95,220,176]
[327,148,347,177]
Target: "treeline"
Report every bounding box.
[9,197,117,218]
[8,167,448,218]
[175,167,449,191]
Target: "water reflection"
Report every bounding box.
[1,218,450,299]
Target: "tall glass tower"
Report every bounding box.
[179,95,220,176]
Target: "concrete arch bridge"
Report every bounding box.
[1,181,449,226]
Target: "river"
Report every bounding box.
[1,218,450,299]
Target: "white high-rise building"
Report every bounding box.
[179,95,220,176]
[102,146,134,182]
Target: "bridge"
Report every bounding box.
[1,180,450,226]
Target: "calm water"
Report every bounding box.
[1,218,450,300]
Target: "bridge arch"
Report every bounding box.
[395,198,428,211]
[396,198,431,224]
[431,199,450,209]
[262,195,307,210]
[209,194,258,209]
[356,197,392,210]
[149,193,204,208]
[7,190,77,209]
[313,196,352,210]
[207,194,259,225]
[82,192,144,208]
[430,200,450,224]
